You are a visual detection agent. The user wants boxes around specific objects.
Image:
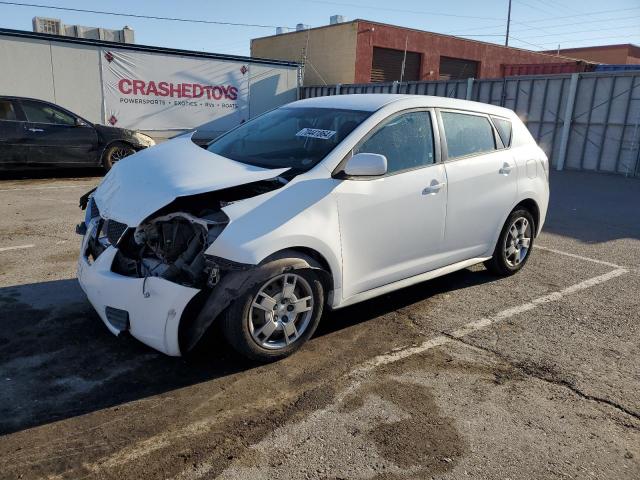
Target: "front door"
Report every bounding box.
[335,110,448,299]
[438,110,518,263]
[19,99,99,166]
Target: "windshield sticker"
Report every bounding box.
[296,128,336,140]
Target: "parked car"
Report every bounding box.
[77,94,549,362]
[0,96,155,171]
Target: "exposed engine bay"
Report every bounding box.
[93,177,290,288]
[113,210,228,287]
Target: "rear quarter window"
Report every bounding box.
[492,116,513,148]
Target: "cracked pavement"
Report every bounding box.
[0,170,638,479]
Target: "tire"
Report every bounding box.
[484,208,535,276]
[102,142,135,172]
[221,268,325,362]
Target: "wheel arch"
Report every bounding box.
[261,246,334,293]
[178,246,335,355]
[514,198,540,237]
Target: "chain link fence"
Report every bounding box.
[300,71,640,177]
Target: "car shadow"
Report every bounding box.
[0,266,496,435]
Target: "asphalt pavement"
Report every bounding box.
[0,169,638,480]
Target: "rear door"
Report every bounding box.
[19,99,99,166]
[0,98,27,166]
[438,109,517,263]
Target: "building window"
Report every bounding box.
[371,47,421,83]
[439,56,478,80]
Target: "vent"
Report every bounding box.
[105,219,128,245]
[105,306,129,332]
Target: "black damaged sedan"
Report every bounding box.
[0,96,155,172]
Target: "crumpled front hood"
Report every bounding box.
[94,134,288,226]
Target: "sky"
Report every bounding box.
[1,0,639,57]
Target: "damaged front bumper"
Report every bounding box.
[77,219,200,356]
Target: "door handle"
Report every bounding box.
[422,181,445,195]
[28,128,44,133]
[499,162,513,175]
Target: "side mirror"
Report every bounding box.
[343,152,387,177]
[75,117,88,127]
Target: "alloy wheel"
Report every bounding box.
[110,147,133,164]
[504,216,532,267]
[248,273,314,350]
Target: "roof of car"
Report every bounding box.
[288,94,514,117]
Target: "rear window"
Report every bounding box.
[441,111,496,159]
[0,100,17,121]
[492,116,513,148]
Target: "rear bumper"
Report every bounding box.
[77,223,199,356]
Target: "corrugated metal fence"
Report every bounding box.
[300,71,640,177]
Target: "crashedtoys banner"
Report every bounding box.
[101,49,249,131]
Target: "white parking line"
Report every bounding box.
[534,244,623,269]
[0,184,95,192]
[356,247,628,373]
[0,244,35,253]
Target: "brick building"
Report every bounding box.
[251,19,577,85]
[543,44,640,65]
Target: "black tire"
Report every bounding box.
[221,267,325,362]
[102,142,135,172]
[484,208,535,276]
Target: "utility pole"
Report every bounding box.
[505,0,512,46]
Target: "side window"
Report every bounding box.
[0,100,17,121]
[441,111,496,159]
[21,101,76,126]
[492,116,513,148]
[355,111,434,174]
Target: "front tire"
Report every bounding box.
[221,269,325,362]
[102,142,135,172]
[484,209,535,276]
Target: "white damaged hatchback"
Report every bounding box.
[77,94,549,361]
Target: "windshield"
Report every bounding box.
[207,107,371,171]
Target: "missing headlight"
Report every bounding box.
[113,210,228,287]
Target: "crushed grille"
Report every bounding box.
[105,219,128,245]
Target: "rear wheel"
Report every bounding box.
[484,209,535,276]
[102,142,135,172]
[221,269,324,362]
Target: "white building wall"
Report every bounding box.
[0,36,57,103]
[0,33,298,140]
[50,43,104,122]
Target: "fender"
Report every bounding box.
[180,253,326,353]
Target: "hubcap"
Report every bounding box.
[504,217,532,267]
[248,273,314,350]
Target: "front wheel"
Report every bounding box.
[221,269,324,362]
[484,209,535,276]
[102,143,135,172]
